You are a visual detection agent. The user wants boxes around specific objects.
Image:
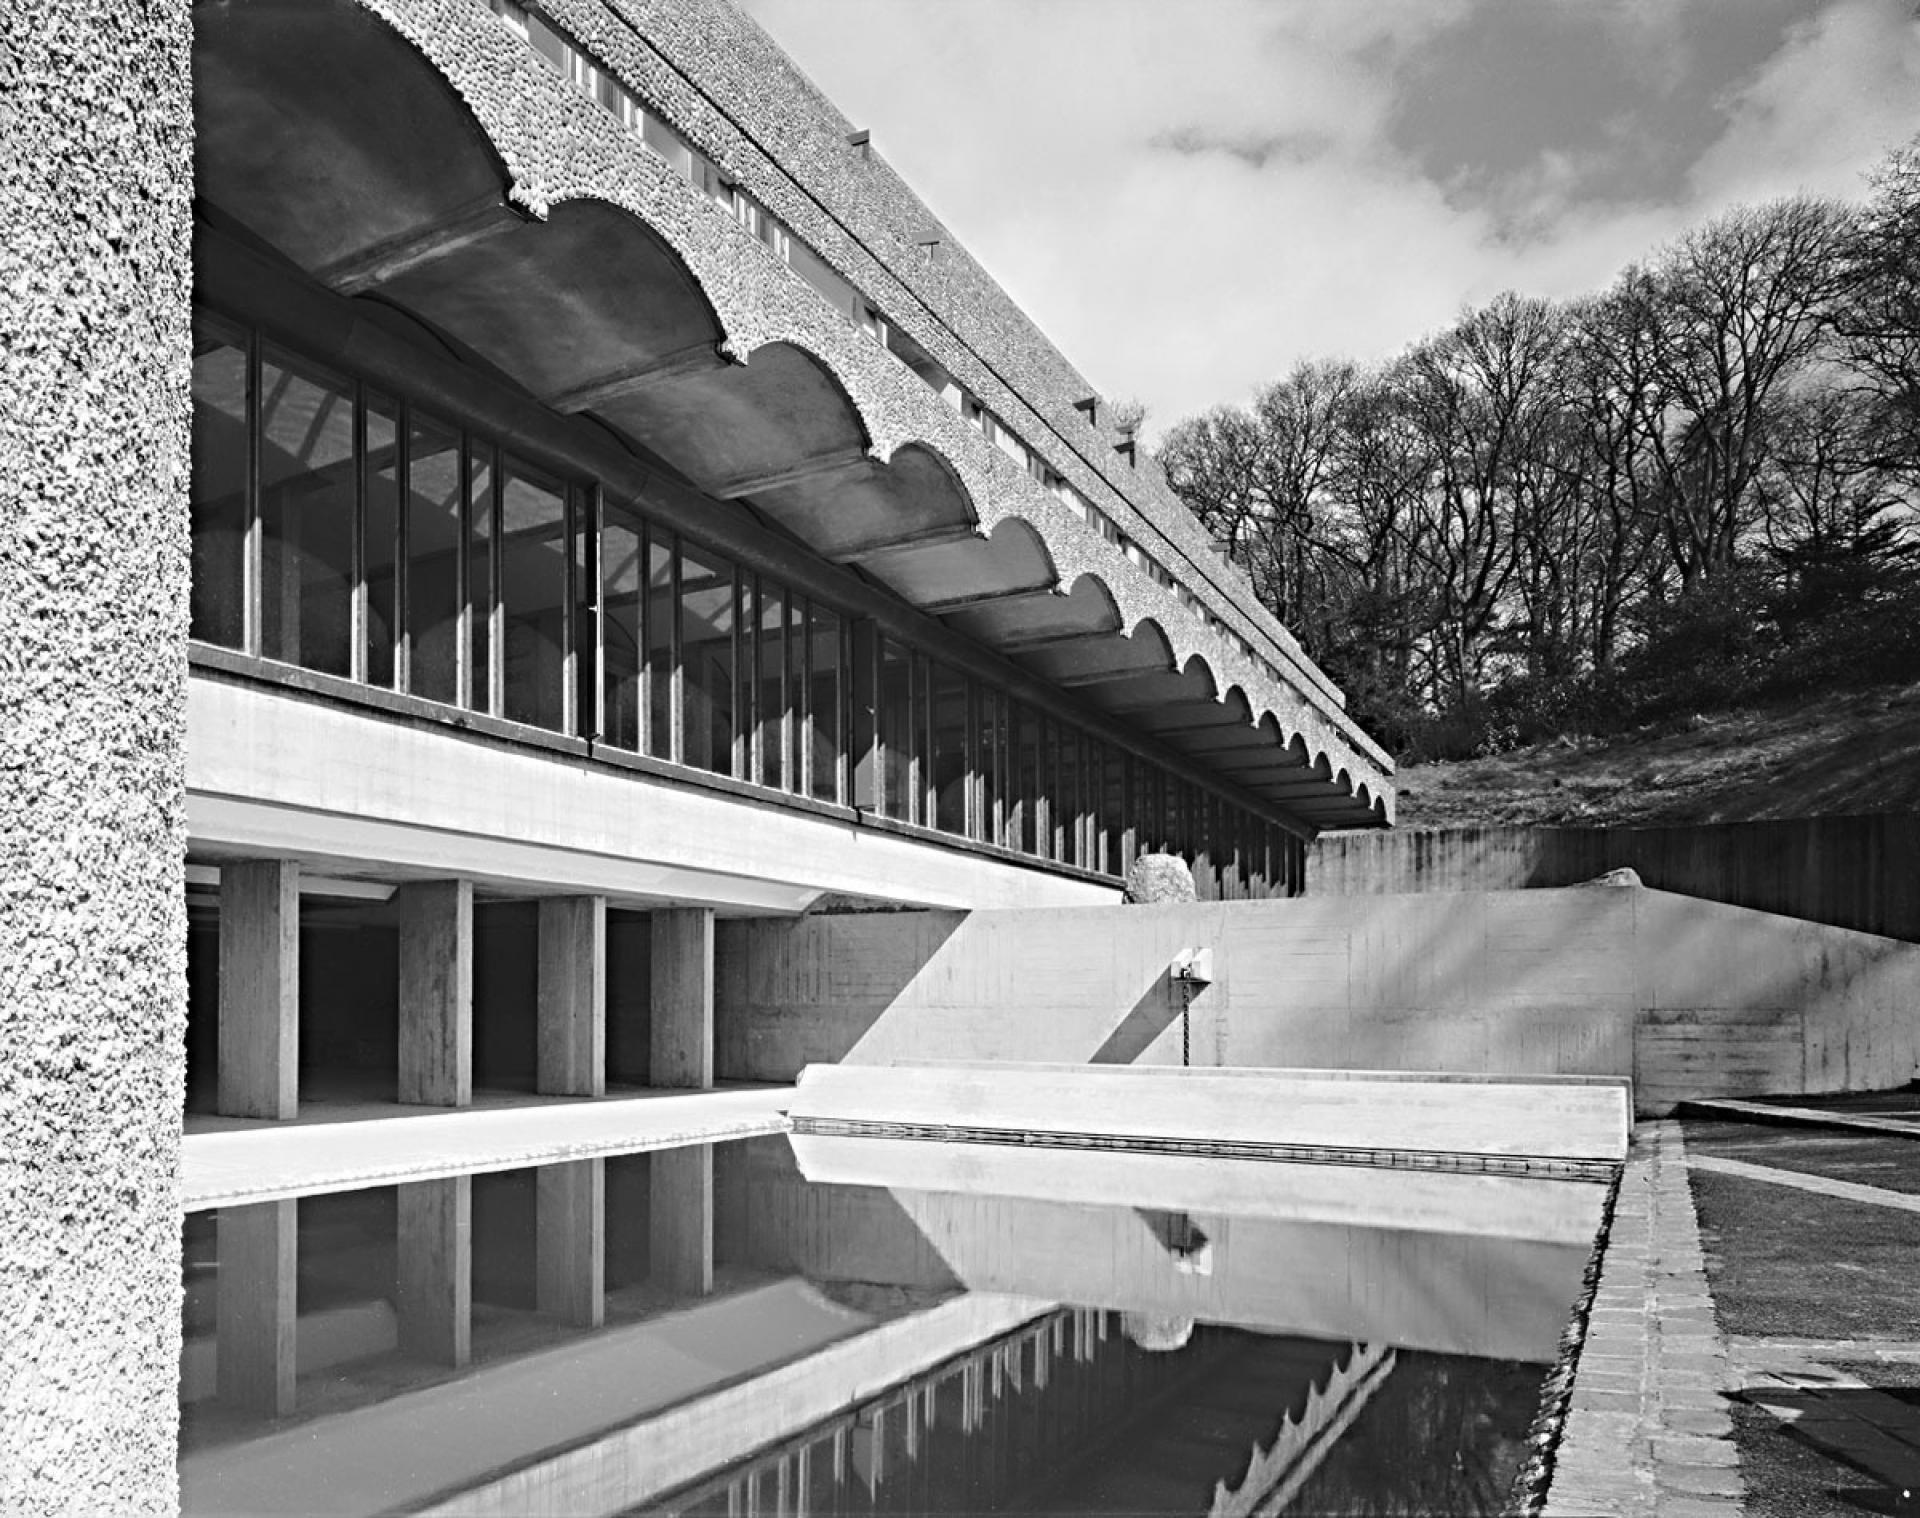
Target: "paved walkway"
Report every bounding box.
[1545,1114,1920,1517]
[1688,1153,1920,1215]
[182,1085,792,1210]
[1685,1097,1920,1140]
[1545,1120,1745,1518]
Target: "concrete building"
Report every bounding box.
[181,0,1392,1125]
[7,0,1395,1510]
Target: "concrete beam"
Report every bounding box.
[397,1176,470,1368]
[650,908,714,1090]
[649,1144,713,1296]
[218,858,300,1121]
[708,446,872,501]
[216,1199,297,1418]
[536,1159,605,1329]
[398,879,472,1108]
[827,521,980,565]
[314,194,521,296]
[544,343,728,413]
[537,895,605,1097]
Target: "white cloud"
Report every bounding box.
[739,0,1920,439]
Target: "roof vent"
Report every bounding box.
[1072,395,1099,427]
[846,128,871,158]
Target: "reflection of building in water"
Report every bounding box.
[174,1132,1590,1515]
[651,1311,1395,1518]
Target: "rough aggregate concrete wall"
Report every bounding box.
[1308,815,1920,942]
[0,1,192,1510]
[716,891,1920,1113]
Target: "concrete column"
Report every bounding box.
[398,879,472,1107]
[216,1199,297,1417]
[397,1175,470,1367]
[649,1143,713,1296]
[537,895,605,1097]
[535,1158,605,1328]
[650,908,714,1089]
[217,859,300,1120]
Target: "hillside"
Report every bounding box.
[1389,680,1920,830]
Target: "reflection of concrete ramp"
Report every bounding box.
[788,1062,1630,1176]
[790,1134,1603,1244]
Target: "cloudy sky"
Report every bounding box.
[739,0,1920,439]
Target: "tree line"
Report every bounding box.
[1159,137,1920,758]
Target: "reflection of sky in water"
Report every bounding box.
[179,1134,1605,1516]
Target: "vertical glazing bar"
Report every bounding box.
[587,485,604,741]
[668,535,684,765]
[395,401,411,693]
[636,521,652,757]
[455,433,473,711]
[795,594,810,800]
[349,383,367,686]
[559,483,577,737]
[242,328,262,656]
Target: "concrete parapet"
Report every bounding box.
[786,1062,1630,1171]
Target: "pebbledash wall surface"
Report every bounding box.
[2,3,193,1514]
[5,0,1397,1509]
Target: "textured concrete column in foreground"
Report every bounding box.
[651,907,715,1089]
[0,2,192,1511]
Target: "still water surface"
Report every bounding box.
[179,1133,1606,1515]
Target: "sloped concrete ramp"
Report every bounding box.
[787,1061,1630,1177]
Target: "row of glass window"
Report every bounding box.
[188,311,1301,896]
[479,0,1286,687]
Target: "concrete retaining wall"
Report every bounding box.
[0,3,192,1512]
[1307,816,1920,943]
[716,889,1920,1113]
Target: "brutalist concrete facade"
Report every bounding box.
[0,2,192,1511]
[351,0,1392,812]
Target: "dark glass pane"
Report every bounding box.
[406,414,461,704]
[756,580,788,790]
[259,349,355,676]
[929,663,968,836]
[848,622,876,811]
[808,604,840,804]
[878,637,914,822]
[364,397,399,687]
[1013,704,1039,855]
[602,513,642,752]
[468,445,495,713]
[646,532,675,760]
[501,461,567,731]
[976,690,1003,845]
[189,321,248,649]
[679,541,734,775]
[575,496,595,739]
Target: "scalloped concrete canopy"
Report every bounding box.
[191,0,1390,828]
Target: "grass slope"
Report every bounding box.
[1391,680,1920,829]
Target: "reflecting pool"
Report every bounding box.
[178,1134,1608,1515]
